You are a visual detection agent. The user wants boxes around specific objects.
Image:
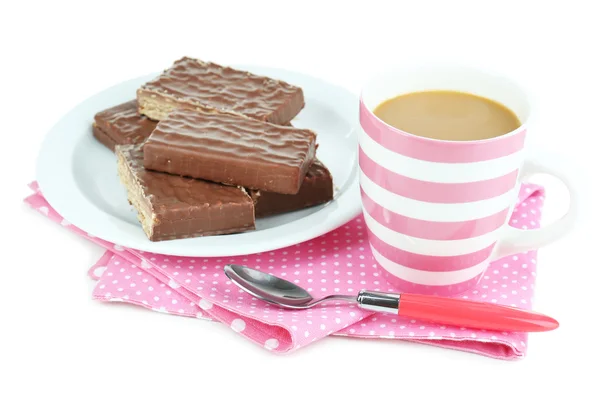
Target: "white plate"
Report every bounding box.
[36,65,361,257]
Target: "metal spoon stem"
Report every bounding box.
[306,294,356,308]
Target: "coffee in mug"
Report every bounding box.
[373,90,521,141]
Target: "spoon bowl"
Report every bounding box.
[224,264,357,308]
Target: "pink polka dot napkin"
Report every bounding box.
[24,181,546,360]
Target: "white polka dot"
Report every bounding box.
[60,219,71,226]
[38,206,49,216]
[264,338,279,350]
[168,279,180,289]
[113,244,124,251]
[93,266,107,277]
[140,259,152,269]
[231,319,246,332]
[199,299,213,310]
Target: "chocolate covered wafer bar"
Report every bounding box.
[250,159,334,217]
[116,144,255,242]
[143,108,317,195]
[93,100,158,151]
[137,57,304,124]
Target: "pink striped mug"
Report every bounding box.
[359,64,578,295]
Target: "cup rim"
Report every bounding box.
[359,62,533,146]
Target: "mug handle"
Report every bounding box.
[491,150,579,260]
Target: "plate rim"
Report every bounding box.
[35,64,362,257]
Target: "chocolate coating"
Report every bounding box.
[143,108,317,195]
[250,159,334,217]
[93,100,158,150]
[116,144,255,242]
[137,57,304,124]
[93,125,118,151]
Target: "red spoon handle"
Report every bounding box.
[399,293,559,332]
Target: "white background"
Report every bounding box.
[2,0,599,399]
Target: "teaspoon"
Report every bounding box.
[224,264,558,332]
